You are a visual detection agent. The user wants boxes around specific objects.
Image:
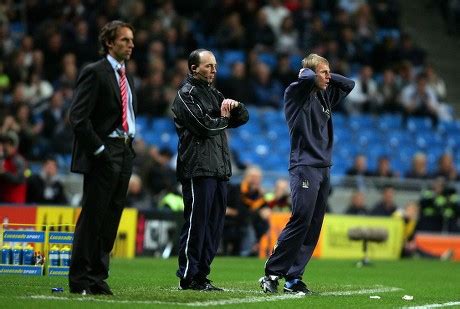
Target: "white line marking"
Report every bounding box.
[22,286,403,307]
[402,301,460,309]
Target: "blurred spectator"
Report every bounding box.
[400,73,441,125]
[215,12,247,49]
[223,181,251,256]
[12,104,43,159]
[218,61,254,103]
[369,156,398,178]
[265,178,291,212]
[377,68,402,113]
[26,157,67,205]
[346,65,380,114]
[273,53,297,88]
[145,147,177,203]
[432,152,459,181]
[262,0,290,35]
[250,61,284,108]
[345,191,369,215]
[0,131,27,203]
[346,154,372,176]
[239,165,270,256]
[247,9,276,50]
[398,33,426,67]
[126,173,152,210]
[398,201,453,259]
[275,15,299,54]
[418,177,460,232]
[405,152,430,179]
[424,63,447,102]
[41,91,66,141]
[137,71,169,116]
[370,0,400,28]
[0,62,10,93]
[370,185,398,216]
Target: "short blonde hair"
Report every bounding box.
[301,53,329,71]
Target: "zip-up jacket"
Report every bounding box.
[285,68,355,169]
[172,75,249,181]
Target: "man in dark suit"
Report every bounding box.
[68,20,136,296]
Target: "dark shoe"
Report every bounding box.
[259,275,279,293]
[199,278,223,291]
[90,283,113,295]
[179,278,206,290]
[283,279,311,295]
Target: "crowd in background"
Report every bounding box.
[0,0,459,256]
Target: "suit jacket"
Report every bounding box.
[69,58,137,174]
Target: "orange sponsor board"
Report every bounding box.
[259,212,322,258]
[415,233,460,261]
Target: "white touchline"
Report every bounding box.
[402,301,460,309]
[22,286,404,307]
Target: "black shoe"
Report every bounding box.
[259,275,279,293]
[200,278,223,291]
[90,282,114,295]
[283,279,311,295]
[179,278,206,290]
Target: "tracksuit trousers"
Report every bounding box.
[265,165,330,280]
[177,177,227,281]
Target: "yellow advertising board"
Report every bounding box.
[73,207,138,259]
[259,213,404,260]
[320,214,404,260]
[112,208,138,258]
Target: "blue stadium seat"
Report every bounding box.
[407,117,433,132]
[289,54,303,71]
[378,113,403,131]
[349,114,375,131]
[257,52,277,70]
[222,50,246,66]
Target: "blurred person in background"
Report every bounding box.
[346,65,379,114]
[346,154,372,176]
[0,131,27,203]
[369,155,398,178]
[126,173,152,210]
[266,178,292,212]
[400,72,441,126]
[26,157,67,205]
[260,53,355,294]
[377,68,402,113]
[172,49,248,291]
[345,191,369,215]
[68,20,137,296]
[239,165,271,257]
[405,152,430,179]
[370,185,398,216]
[433,152,459,181]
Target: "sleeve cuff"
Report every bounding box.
[94,145,105,155]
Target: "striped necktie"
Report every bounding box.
[117,66,129,132]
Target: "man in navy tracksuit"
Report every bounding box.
[172,49,249,291]
[260,54,355,294]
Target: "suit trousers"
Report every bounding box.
[265,165,330,280]
[177,177,227,281]
[69,137,134,291]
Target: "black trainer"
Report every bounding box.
[259,275,279,293]
[200,278,223,291]
[283,279,311,294]
[179,278,206,290]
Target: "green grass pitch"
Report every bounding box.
[1,257,459,308]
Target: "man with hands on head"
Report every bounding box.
[172,49,249,291]
[260,53,355,294]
